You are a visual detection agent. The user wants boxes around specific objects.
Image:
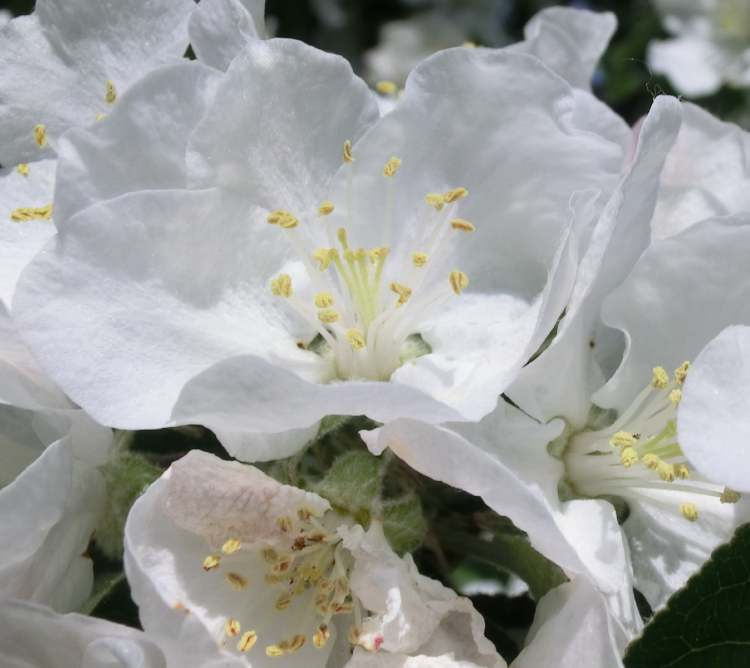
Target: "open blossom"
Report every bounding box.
[14,23,630,461]
[0,0,195,165]
[124,450,503,667]
[648,0,750,96]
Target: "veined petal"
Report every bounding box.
[680,325,750,493]
[0,0,195,164]
[189,0,266,71]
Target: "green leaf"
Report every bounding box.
[313,450,384,517]
[625,523,750,668]
[80,570,125,616]
[383,493,427,555]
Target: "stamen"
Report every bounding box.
[425,193,445,211]
[383,156,402,178]
[266,644,285,657]
[318,201,335,216]
[411,252,429,267]
[375,80,398,96]
[390,282,412,306]
[16,163,29,176]
[313,248,333,270]
[610,431,638,449]
[202,554,221,571]
[343,140,354,163]
[721,487,741,503]
[313,623,331,648]
[443,187,468,203]
[225,618,241,637]
[238,631,258,652]
[270,274,293,298]
[668,389,682,406]
[620,447,638,467]
[314,292,335,308]
[652,366,669,389]
[680,503,698,521]
[222,538,242,555]
[674,361,690,385]
[225,572,248,591]
[449,270,469,295]
[346,329,366,350]
[267,210,299,229]
[10,204,53,222]
[450,218,476,232]
[318,309,340,324]
[105,79,117,104]
[277,516,294,532]
[34,124,47,148]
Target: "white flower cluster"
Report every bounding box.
[1,1,749,667]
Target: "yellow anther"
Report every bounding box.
[390,282,412,305]
[225,618,241,637]
[375,80,398,96]
[652,366,669,389]
[346,328,366,350]
[642,453,660,470]
[313,624,331,648]
[312,248,333,271]
[266,644,285,657]
[674,361,690,385]
[337,227,349,249]
[721,487,741,503]
[262,548,278,563]
[348,626,362,645]
[462,41,478,48]
[275,592,292,611]
[222,538,242,555]
[450,218,475,232]
[411,252,429,268]
[105,79,117,104]
[277,516,294,532]
[443,187,468,203]
[202,554,220,571]
[270,274,293,298]
[288,635,306,652]
[225,572,248,591]
[10,204,53,222]
[267,209,299,229]
[318,309,340,324]
[343,140,354,163]
[425,192,445,211]
[297,507,314,520]
[609,431,638,449]
[449,270,469,295]
[620,447,639,467]
[34,124,47,148]
[669,389,682,406]
[383,156,402,177]
[16,163,29,176]
[680,503,698,521]
[272,555,292,574]
[314,292,335,308]
[95,113,107,122]
[318,200,335,216]
[657,462,675,482]
[238,630,258,652]
[675,464,690,479]
[368,246,390,263]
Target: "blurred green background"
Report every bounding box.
[2,0,749,127]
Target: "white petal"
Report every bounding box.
[513,7,616,89]
[679,325,750,492]
[54,61,222,229]
[187,38,379,214]
[0,408,111,612]
[512,579,625,668]
[596,214,750,414]
[0,0,194,164]
[0,159,56,308]
[189,0,266,71]
[0,599,167,668]
[653,102,750,240]
[510,95,682,426]
[647,36,724,97]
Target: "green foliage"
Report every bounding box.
[383,493,428,555]
[625,523,750,667]
[313,449,384,516]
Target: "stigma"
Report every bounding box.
[563,362,740,522]
[267,140,474,381]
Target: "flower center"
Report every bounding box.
[562,362,740,522]
[199,505,380,657]
[267,140,473,381]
